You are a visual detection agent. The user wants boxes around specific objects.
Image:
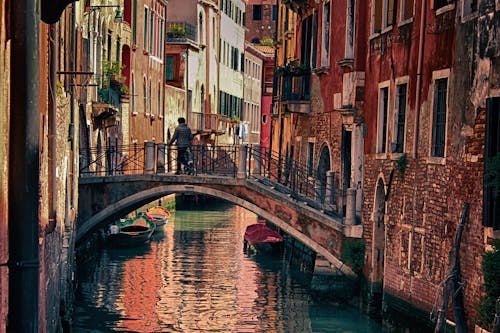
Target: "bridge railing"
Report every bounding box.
[245,145,343,218]
[79,142,239,177]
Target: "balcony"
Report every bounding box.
[166,22,197,44]
[189,113,224,135]
[92,81,124,127]
[275,69,311,114]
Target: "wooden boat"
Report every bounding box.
[244,223,283,254]
[145,206,171,229]
[108,215,156,246]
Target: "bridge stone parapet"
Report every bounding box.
[78,174,362,276]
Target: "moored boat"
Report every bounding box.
[244,223,283,254]
[108,215,156,246]
[145,206,171,229]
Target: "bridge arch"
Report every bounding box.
[77,184,355,276]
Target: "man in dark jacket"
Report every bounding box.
[168,117,194,174]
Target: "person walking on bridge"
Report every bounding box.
[168,117,194,174]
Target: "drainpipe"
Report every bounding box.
[9,0,40,331]
[413,0,426,159]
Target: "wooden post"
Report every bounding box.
[433,202,469,333]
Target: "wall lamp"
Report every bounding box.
[90,5,123,23]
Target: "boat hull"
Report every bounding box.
[109,217,155,246]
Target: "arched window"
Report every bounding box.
[199,12,204,45]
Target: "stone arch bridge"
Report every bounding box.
[78,174,362,276]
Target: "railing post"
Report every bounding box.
[156,143,166,174]
[253,145,262,176]
[314,182,321,202]
[345,188,357,225]
[325,171,335,205]
[238,144,247,179]
[144,141,155,174]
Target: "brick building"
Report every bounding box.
[127,0,167,144]
[245,0,277,44]
[274,0,500,330]
[272,0,366,224]
[2,1,83,331]
[363,1,499,330]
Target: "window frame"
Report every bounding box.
[253,4,262,21]
[376,81,390,156]
[392,77,409,155]
[428,69,450,162]
[321,1,330,67]
[399,0,415,24]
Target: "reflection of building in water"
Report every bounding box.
[117,243,162,332]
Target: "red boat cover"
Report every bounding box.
[244,224,283,245]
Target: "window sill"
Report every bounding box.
[375,152,388,160]
[398,17,413,27]
[145,113,150,118]
[369,32,381,40]
[435,3,455,16]
[132,111,138,116]
[313,66,329,75]
[381,25,394,35]
[425,156,446,165]
[390,152,406,160]
[461,11,479,22]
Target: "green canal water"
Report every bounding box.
[72,202,390,332]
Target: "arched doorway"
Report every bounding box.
[370,177,386,317]
[316,145,331,203]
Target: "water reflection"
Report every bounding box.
[73,203,388,332]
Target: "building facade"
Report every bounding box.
[242,42,264,145]
[245,0,277,44]
[219,0,246,144]
[274,0,500,330]
[128,0,166,144]
[253,45,274,150]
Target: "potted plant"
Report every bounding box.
[168,24,187,38]
[275,58,310,76]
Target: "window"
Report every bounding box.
[150,10,154,53]
[132,0,137,44]
[131,75,135,113]
[400,0,414,21]
[431,78,448,157]
[307,142,314,176]
[144,7,148,50]
[301,15,313,68]
[272,5,278,20]
[462,0,477,17]
[253,5,262,20]
[158,82,161,116]
[372,0,396,33]
[484,97,500,230]
[165,55,175,81]
[377,85,389,154]
[394,83,407,153]
[143,78,147,113]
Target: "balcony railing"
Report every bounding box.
[275,71,310,102]
[166,22,197,43]
[189,112,224,133]
[274,71,311,114]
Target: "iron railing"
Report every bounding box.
[79,143,239,177]
[245,146,341,216]
[79,142,344,217]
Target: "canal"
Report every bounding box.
[72,201,389,332]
